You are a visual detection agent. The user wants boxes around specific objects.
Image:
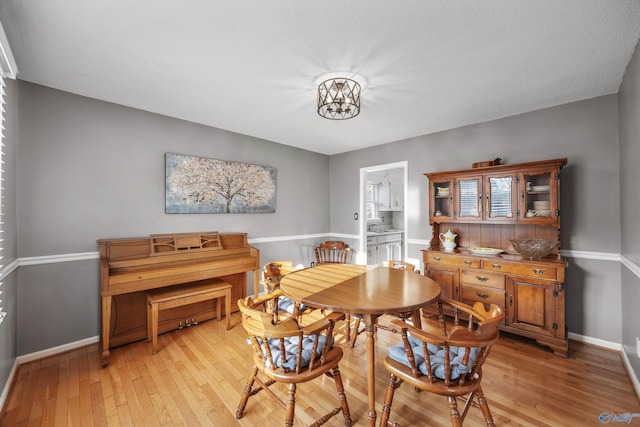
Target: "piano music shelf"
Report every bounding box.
[149,231,223,256]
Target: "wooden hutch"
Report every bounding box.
[423,158,569,357]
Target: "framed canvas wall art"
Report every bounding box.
[165,152,276,214]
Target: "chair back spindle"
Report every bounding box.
[314,241,353,265]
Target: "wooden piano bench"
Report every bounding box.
[146,279,232,355]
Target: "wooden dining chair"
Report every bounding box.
[260,261,309,322]
[350,260,419,348]
[261,260,298,294]
[379,298,505,427]
[314,240,353,265]
[382,260,417,273]
[313,240,362,347]
[235,292,352,427]
[313,241,359,342]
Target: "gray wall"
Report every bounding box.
[15,82,330,355]
[330,94,624,344]
[331,95,621,250]
[17,83,330,254]
[618,38,640,379]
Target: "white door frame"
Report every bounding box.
[359,161,408,262]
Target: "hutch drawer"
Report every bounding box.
[483,261,558,280]
[460,284,505,307]
[427,252,480,269]
[461,269,505,289]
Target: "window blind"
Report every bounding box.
[366,182,380,220]
[0,21,16,326]
[0,76,5,324]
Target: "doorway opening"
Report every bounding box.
[359,161,408,264]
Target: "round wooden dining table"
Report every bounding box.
[279,263,441,426]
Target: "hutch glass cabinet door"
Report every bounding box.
[485,173,517,222]
[430,178,454,222]
[455,177,482,221]
[521,167,559,226]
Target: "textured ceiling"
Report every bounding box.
[1,1,640,155]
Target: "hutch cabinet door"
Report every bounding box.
[519,166,561,226]
[506,276,558,338]
[424,263,459,314]
[430,178,454,222]
[455,176,483,221]
[425,264,459,301]
[484,172,518,222]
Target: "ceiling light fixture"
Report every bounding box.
[317,78,361,120]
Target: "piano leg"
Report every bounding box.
[100,295,112,367]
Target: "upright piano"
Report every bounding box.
[98,231,259,366]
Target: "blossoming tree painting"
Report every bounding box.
[165,153,276,213]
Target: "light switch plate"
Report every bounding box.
[636,337,640,359]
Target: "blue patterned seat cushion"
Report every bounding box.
[258,334,332,371]
[387,336,479,380]
[277,296,307,314]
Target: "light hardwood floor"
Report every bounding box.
[2,313,639,426]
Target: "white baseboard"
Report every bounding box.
[621,348,640,399]
[1,336,99,412]
[568,331,622,351]
[0,358,18,415]
[569,332,640,399]
[16,335,99,365]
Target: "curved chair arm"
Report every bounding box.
[247,289,286,305]
[437,298,504,332]
[300,311,345,336]
[439,298,502,321]
[387,314,502,347]
[382,260,417,272]
[387,318,447,346]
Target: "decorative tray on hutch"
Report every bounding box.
[468,247,504,255]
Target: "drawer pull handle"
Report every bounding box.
[433,256,441,261]
[533,268,545,275]
[464,260,473,266]
[475,276,489,282]
[476,292,489,299]
[491,263,502,270]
